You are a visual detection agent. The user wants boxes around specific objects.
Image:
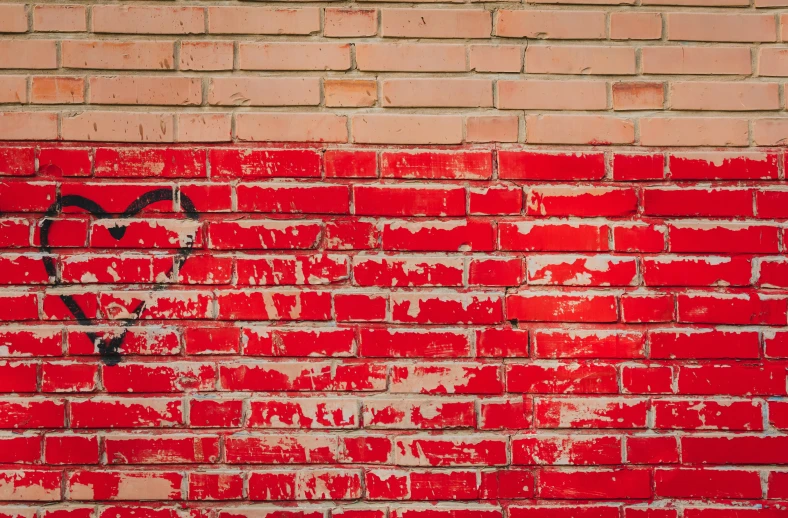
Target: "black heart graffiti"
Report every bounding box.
[39,188,200,366]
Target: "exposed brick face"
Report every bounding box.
[1,0,788,514]
[0,2,786,144]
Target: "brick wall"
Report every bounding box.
[1,0,788,516]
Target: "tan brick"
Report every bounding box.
[640,117,749,146]
[529,0,634,4]
[324,9,377,37]
[642,47,752,75]
[31,76,84,104]
[62,41,175,70]
[525,46,636,75]
[669,82,780,111]
[526,114,635,145]
[644,0,747,5]
[239,42,351,71]
[352,114,463,144]
[0,40,57,69]
[92,6,205,34]
[33,5,86,32]
[208,7,319,35]
[0,4,28,33]
[667,13,777,42]
[753,120,788,146]
[236,113,348,143]
[469,45,522,72]
[356,43,467,72]
[466,115,519,143]
[613,82,664,111]
[89,76,202,106]
[756,0,788,5]
[381,9,491,38]
[179,41,234,71]
[176,113,231,142]
[759,49,788,77]
[325,79,377,107]
[497,80,607,110]
[382,78,493,107]
[496,10,606,39]
[61,111,174,142]
[0,76,27,104]
[782,14,788,41]
[0,112,57,140]
[610,13,662,40]
[358,0,462,4]
[207,77,320,106]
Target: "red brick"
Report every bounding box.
[354,185,466,217]
[507,363,618,394]
[498,151,606,180]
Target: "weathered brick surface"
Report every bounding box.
[0,143,786,516]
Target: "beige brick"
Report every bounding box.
[644,0,747,5]
[759,49,788,77]
[31,76,84,104]
[466,115,519,143]
[381,9,491,38]
[613,82,664,111]
[0,40,57,69]
[667,13,777,42]
[61,111,174,142]
[497,80,607,110]
[0,4,28,33]
[382,78,493,108]
[62,41,175,70]
[207,77,320,106]
[236,113,348,143]
[324,9,377,37]
[325,79,377,107]
[176,113,231,142]
[528,0,635,4]
[642,47,752,75]
[352,114,463,144]
[469,45,522,72]
[496,10,606,39]
[782,14,788,41]
[239,42,351,71]
[610,13,662,40]
[356,43,467,72]
[753,120,788,146]
[0,76,27,104]
[0,112,58,140]
[92,6,205,34]
[525,46,636,75]
[33,5,86,32]
[669,82,780,111]
[208,7,319,35]
[526,114,635,145]
[89,76,202,106]
[179,41,234,71]
[640,117,749,146]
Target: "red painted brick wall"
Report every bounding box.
[1,0,788,516]
[1,145,787,517]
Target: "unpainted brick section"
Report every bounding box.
[0,1,787,145]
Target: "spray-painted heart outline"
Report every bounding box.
[39,188,200,366]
